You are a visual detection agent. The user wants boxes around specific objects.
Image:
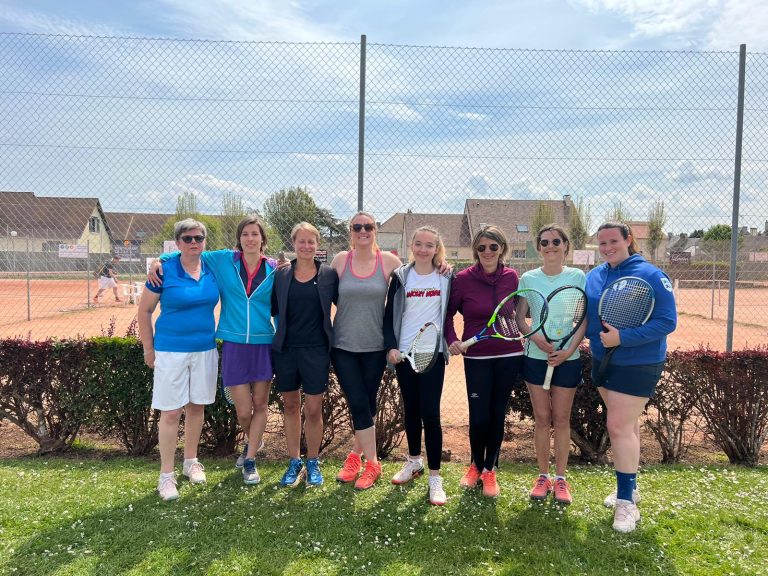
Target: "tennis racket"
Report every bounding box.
[221,381,235,405]
[460,288,548,352]
[540,285,588,391]
[596,276,655,384]
[399,321,441,373]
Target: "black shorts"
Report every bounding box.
[273,346,330,396]
[523,357,582,389]
[592,361,664,398]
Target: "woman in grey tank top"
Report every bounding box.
[330,211,403,490]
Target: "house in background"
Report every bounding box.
[379,195,574,260]
[0,191,112,254]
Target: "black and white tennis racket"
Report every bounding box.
[399,321,441,373]
[596,276,655,384]
[221,382,235,405]
[540,285,588,391]
[460,288,548,352]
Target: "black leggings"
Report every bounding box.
[464,355,523,471]
[395,359,445,471]
[331,348,387,430]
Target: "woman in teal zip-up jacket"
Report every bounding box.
[151,215,277,486]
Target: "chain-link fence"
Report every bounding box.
[1,32,767,437]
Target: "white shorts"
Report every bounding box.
[98,276,117,289]
[151,349,219,410]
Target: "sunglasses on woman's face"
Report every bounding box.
[351,223,375,233]
[180,235,206,244]
[539,238,563,247]
[476,243,499,253]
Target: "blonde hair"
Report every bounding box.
[471,225,509,264]
[348,211,380,251]
[597,221,640,255]
[408,226,445,268]
[291,221,321,244]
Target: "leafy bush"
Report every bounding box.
[680,348,768,466]
[83,338,158,455]
[375,368,405,459]
[0,338,91,453]
[645,350,702,463]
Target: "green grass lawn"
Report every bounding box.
[1,456,766,576]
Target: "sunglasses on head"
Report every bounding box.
[539,238,563,247]
[476,243,500,253]
[180,235,206,244]
[351,223,375,232]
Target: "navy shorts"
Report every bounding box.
[273,346,331,396]
[523,357,582,388]
[592,361,664,398]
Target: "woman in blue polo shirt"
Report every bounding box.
[150,215,277,486]
[138,218,220,502]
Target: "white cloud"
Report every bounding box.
[666,161,730,184]
[455,112,489,122]
[0,6,126,36]
[368,102,423,123]
[154,0,340,42]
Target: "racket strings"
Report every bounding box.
[409,324,439,373]
[493,300,522,338]
[545,291,586,340]
[599,282,653,329]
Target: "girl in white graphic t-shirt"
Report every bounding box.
[383,226,453,506]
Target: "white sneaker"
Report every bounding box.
[613,499,641,533]
[391,458,424,485]
[603,488,641,508]
[158,474,179,501]
[183,460,207,484]
[428,475,447,506]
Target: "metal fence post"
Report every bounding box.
[357,34,367,212]
[726,44,747,352]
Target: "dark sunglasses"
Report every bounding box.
[180,235,206,244]
[539,238,563,247]
[476,243,500,253]
[351,223,375,233]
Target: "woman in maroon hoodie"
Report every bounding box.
[446,225,522,497]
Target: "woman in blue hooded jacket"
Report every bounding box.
[150,215,277,486]
[585,221,676,533]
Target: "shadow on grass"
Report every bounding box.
[3,459,681,576]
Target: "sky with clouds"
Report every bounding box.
[1,0,767,234]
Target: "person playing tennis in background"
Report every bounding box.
[383,226,452,506]
[331,211,403,490]
[585,221,677,532]
[445,225,523,498]
[517,224,586,506]
[271,222,338,487]
[149,215,277,486]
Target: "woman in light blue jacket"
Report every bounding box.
[151,215,277,485]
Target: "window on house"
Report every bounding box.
[516,224,529,233]
[511,249,526,259]
[89,217,100,233]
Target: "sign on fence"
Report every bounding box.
[113,240,140,262]
[669,251,692,264]
[572,250,595,265]
[58,244,88,259]
[316,249,328,262]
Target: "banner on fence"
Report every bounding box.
[113,240,140,262]
[670,251,692,264]
[572,250,595,265]
[58,244,88,259]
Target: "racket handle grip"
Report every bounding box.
[459,337,478,352]
[542,365,554,391]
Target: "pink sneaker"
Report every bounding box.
[158,474,178,501]
[529,475,552,500]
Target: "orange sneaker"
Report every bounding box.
[529,475,553,501]
[480,469,500,498]
[460,464,481,488]
[336,452,363,483]
[553,478,572,505]
[354,460,382,490]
